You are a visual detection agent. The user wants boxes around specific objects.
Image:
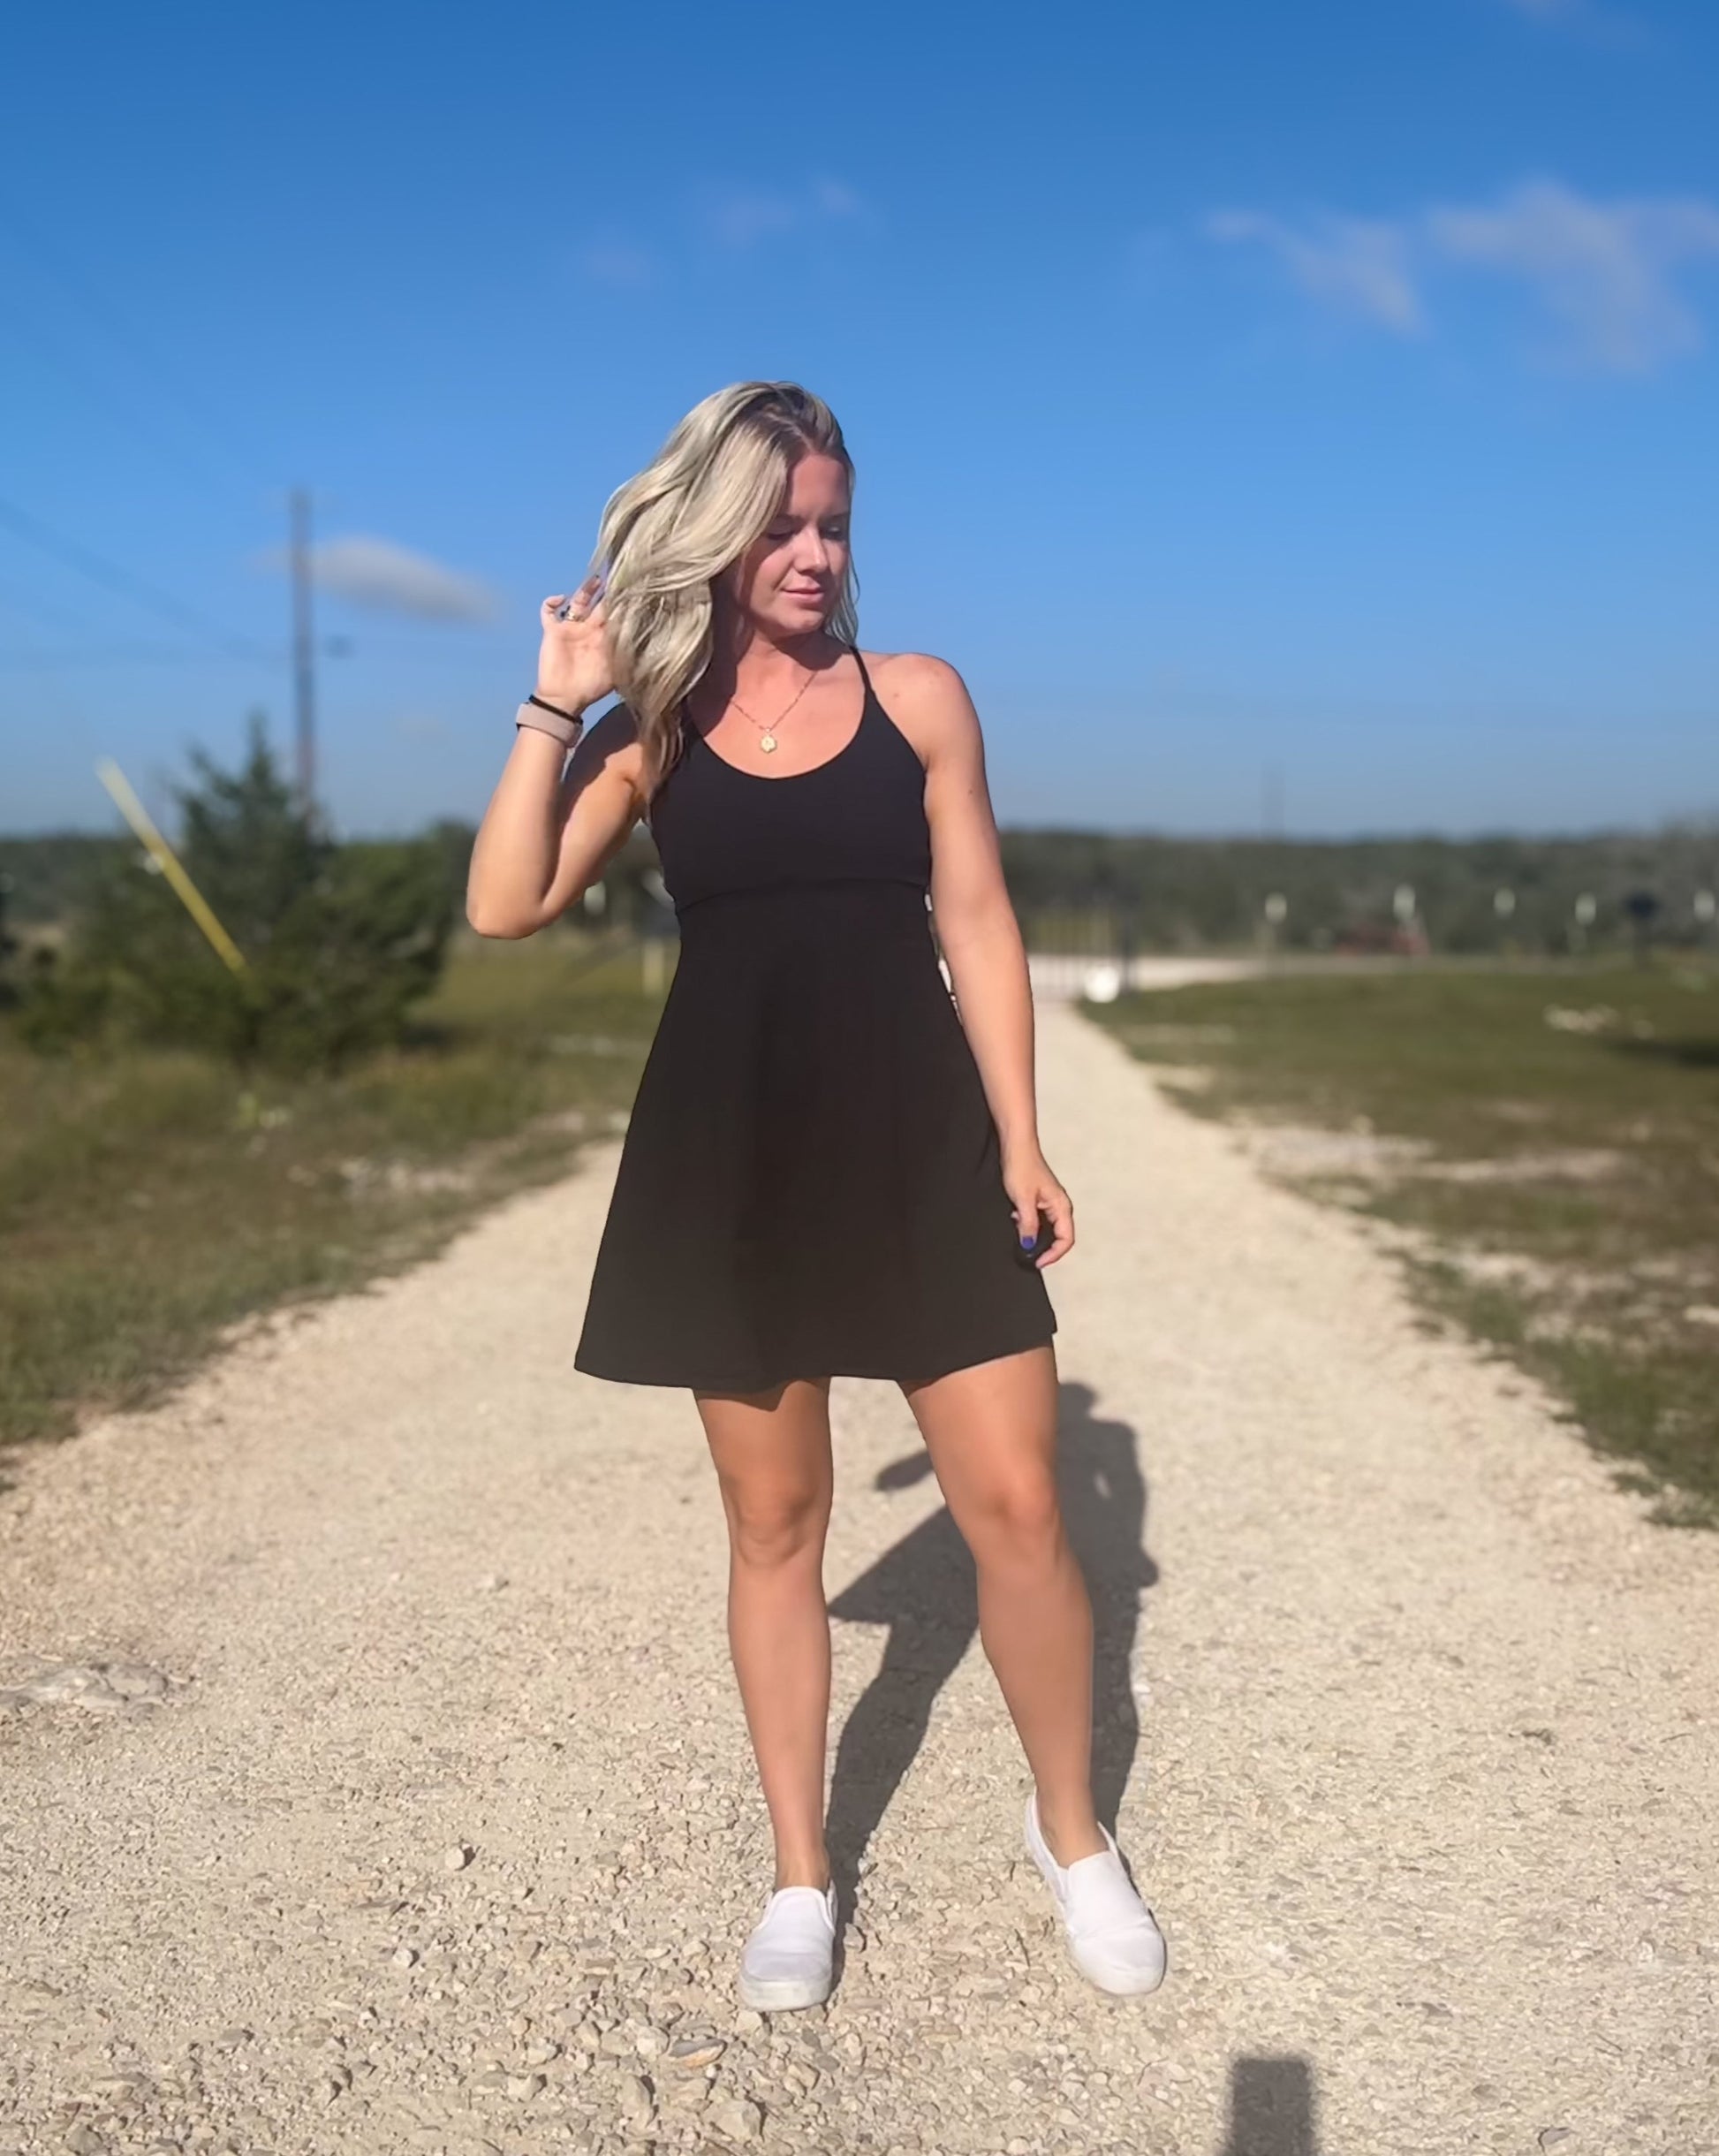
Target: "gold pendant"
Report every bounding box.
[760,733,777,753]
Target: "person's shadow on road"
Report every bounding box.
[823,1377,1157,1919]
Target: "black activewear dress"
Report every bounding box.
[571,642,1057,1393]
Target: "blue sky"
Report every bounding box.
[3,0,1715,839]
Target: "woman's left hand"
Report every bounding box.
[1002,1147,1075,1268]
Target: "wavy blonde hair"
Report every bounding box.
[587,381,859,803]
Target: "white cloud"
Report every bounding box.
[697,175,871,251]
[812,176,866,219]
[307,537,497,623]
[572,179,872,285]
[702,186,802,249]
[1204,209,1425,333]
[1496,0,1650,44]
[1426,178,1719,372]
[1200,179,1719,374]
[577,239,655,289]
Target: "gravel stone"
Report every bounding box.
[616,2072,655,2131]
[666,2035,725,2070]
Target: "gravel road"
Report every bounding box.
[3,999,1715,2156]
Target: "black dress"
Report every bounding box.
[572,642,1057,1392]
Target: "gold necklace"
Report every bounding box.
[726,660,816,754]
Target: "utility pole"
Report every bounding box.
[289,487,316,822]
[1262,763,1284,840]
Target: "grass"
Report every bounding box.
[0,930,668,1461]
[1082,958,1719,1529]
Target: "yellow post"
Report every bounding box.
[95,758,249,976]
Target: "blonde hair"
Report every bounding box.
[587,381,859,802]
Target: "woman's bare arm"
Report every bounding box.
[466,706,647,938]
[884,652,1075,1268]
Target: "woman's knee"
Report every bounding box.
[961,1468,1065,1572]
[720,1472,832,1569]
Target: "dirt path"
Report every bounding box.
[3,1001,1715,2156]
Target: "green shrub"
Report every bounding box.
[19,717,457,1074]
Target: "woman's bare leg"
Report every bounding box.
[899,1340,1108,1865]
[694,1376,835,1891]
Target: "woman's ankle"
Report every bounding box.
[1034,1792,1107,1866]
[772,1848,831,1893]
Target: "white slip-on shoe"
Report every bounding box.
[737,1880,838,2011]
[1025,1791,1167,1996]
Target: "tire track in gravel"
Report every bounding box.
[2,999,1715,2156]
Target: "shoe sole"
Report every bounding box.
[736,1969,834,2011]
[1066,1944,1167,1997]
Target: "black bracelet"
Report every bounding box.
[528,692,582,722]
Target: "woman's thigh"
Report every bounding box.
[897,1342,1061,1537]
[693,1377,836,1554]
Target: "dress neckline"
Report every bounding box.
[683,644,872,783]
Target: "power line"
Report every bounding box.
[0,645,254,671]
[0,199,266,494]
[0,493,276,666]
[0,295,244,506]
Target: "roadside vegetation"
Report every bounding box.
[0,723,668,1459]
[1083,961,1719,1528]
[0,931,663,1455]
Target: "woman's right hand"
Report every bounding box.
[535,574,616,714]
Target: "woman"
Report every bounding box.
[466,381,1164,2009]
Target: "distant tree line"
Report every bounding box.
[4,810,1715,968]
[998,825,1719,956]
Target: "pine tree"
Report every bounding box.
[19,715,457,1073]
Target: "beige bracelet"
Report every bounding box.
[514,697,586,748]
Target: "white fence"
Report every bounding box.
[1022,953,1271,1003]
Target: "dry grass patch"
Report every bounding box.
[1086,960,1719,1527]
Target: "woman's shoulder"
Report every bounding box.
[865,649,970,702]
[863,650,981,764]
[569,697,653,807]
[574,697,647,762]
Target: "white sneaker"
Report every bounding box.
[1024,1792,1166,1996]
[737,1880,838,2011]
